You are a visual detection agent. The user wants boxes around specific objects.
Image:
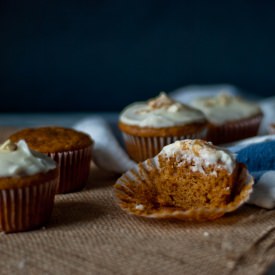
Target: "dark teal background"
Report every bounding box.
[1,0,275,112]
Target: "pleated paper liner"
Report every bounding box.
[207,114,263,145]
[0,169,59,233]
[48,145,92,194]
[114,156,254,221]
[122,128,207,162]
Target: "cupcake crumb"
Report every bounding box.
[135,204,144,210]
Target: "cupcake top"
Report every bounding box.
[0,140,56,177]
[159,139,235,175]
[191,93,262,125]
[9,127,93,153]
[119,92,206,128]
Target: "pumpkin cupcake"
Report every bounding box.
[115,139,253,221]
[191,93,263,144]
[0,139,58,233]
[9,127,93,194]
[119,92,207,162]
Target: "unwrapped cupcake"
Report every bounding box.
[9,127,93,194]
[0,140,59,233]
[115,139,253,221]
[119,92,207,162]
[190,93,263,144]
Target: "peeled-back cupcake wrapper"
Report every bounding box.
[207,115,263,144]
[122,129,207,162]
[115,156,254,221]
[0,179,57,233]
[48,146,92,194]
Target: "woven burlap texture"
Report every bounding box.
[0,127,274,275]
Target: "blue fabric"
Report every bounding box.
[235,141,275,209]
[236,141,275,172]
[237,141,275,186]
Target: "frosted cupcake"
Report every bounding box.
[119,92,207,162]
[9,127,93,194]
[0,140,58,233]
[191,93,263,144]
[115,139,253,221]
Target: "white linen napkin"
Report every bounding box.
[74,116,135,174]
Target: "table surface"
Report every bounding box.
[0,115,275,275]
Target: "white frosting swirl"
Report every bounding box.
[119,93,205,128]
[191,93,261,125]
[0,140,56,177]
[160,139,235,175]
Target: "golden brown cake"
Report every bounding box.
[10,127,93,194]
[0,140,59,233]
[190,93,263,144]
[119,92,207,162]
[115,139,253,221]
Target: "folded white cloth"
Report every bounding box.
[74,116,135,174]
[74,84,275,209]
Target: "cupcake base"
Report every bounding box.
[122,132,206,163]
[0,169,58,233]
[207,114,263,145]
[119,122,207,162]
[48,146,92,194]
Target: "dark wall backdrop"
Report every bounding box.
[1,0,275,112]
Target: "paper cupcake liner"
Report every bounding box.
[122,129,207,162]
[48,146,92,194]
[207,115,263,145]
[0,178,58,233]
[114,156,254,221]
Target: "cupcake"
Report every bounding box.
[0,140,58,233]
[114,139,253,221]
[9,127,93,194]
[190,93,263,144]
[119,92,207,162]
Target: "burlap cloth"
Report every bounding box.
[0,127,274,275]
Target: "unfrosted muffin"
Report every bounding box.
[115,139,253,221]
[190,93,263,144]
[0,140,58,233]
[119,92,207,162]
[9,127,93,194]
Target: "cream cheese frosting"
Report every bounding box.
[191,93,261,125]
[119,92,206,128]
[0,140,56,177]
[159,139,235,175]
